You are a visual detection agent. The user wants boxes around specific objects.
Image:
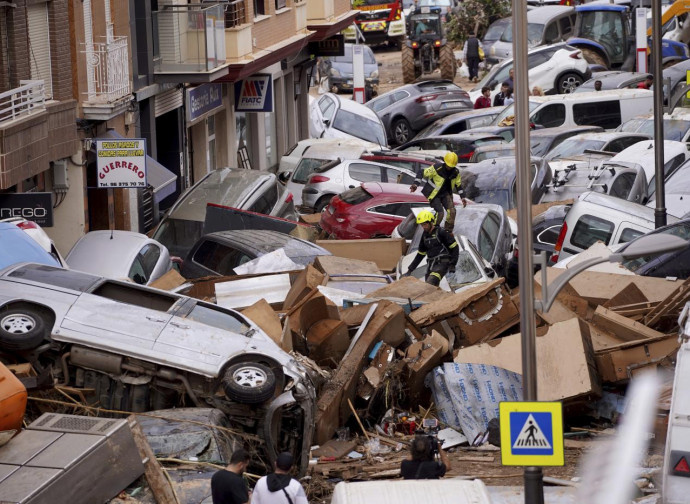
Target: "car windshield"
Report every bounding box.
[547,139,607,159]
[473,147,515,162]
[472,188,511,209]
[447,250,483,287]
[621,221,690,272]
[500,22,544,45]
[333,109,386,145]
[484,21,507,41]
[621,118,690,141]
[292,158,331,184]
[152,218,205,259]
[332,45,376,64]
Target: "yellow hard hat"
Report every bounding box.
[416,210,435,225]
[444,152,458,168]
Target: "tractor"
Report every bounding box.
[402,6,456,83]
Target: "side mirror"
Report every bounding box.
[278,171,291,184]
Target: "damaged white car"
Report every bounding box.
[0,263,315,473]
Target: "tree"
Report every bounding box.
[445,0,511,46]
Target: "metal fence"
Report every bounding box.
[0,80,46,124]
[83,35,131,103]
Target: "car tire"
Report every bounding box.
[402,45,416,84]
[439,44,456,81]
[557,72,584,94]
[222,362,277,404]
[392,118,413,145]
[0,304,49,351]
[314,196,333,213]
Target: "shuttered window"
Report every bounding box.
[154,87,183,117]
[27,3,52,99]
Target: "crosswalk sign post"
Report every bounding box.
[499,401,564,467]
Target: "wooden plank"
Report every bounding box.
[127,415,178,504]
[644,277,690,327]
[592,306,666,342]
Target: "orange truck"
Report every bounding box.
[342,0,407,48]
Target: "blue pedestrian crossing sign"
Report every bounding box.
[499,401,564,466]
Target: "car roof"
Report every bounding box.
[527,5,573,21]
[610,139,688,164]
[168,167,274,222]
[528,88,653,105]
[579,191,662,219]
[202,229,330,261]
[426,107,503,126]
[530,125,603,138]
[328,93,382,122]
[66,231,157,279]
[423,131,506,140]
[564,131,650,142]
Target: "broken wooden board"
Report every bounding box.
[283,264,325,310]
[591,306,667,343]
[307,319,350,367]
[148,269,187,291]
[368,276,449,304]
[313,256,382,276]
[602,282,648,310]
[316,238,407,272]
[454,318,601,401]
[312,439,358,459]
[315,301,406,445]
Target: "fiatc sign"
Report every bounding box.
[96,139,147,189]
[234,74,274,113]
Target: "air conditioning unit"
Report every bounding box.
[0,413,144,503]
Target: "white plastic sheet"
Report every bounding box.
[232,248,302,275]
[427,362,523,444]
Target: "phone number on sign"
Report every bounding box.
[102,182,147,188]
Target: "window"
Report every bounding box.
[606,137,643,153]
[265,108,277,169]
[128,244,162,284]
[391,90,410,104]
[369,95,394,113]
[537,225,562,245]
[531,104,566,128]
[27,2,53,98]
[370,202,412,217]
[248,182,278,214]
[609,172,636,199]
[254,0,265,16]
[619,227,644,243]
[340,186,373,205]
[275,0,286,9]
[208,115,216,173]
[571,214,614,249]
[292,158,330,184]
[478,213,500,261]
[648,154,687,196]
[559,16,573,37]
[543,22,559,43]
[573,101,621,129]
[448,251,483,287]
[193,240,244,275]
[318,96,336,121]
[384,167,415,184]
[185,303,250,334]
[348,163,383,182]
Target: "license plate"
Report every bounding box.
[442,101,466,109]
[361,21,385,31]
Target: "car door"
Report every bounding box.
[346,162,385,187]
[60,281,177,353]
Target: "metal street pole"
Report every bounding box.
[512,0,542,501]
[652,0,667,228]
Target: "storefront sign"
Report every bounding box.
[0,192,53,227]
[187,83,223,122]
[308,35,345,57]
[234,74,274,113]
[95,139,147,189]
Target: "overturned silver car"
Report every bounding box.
[0,263,315,473]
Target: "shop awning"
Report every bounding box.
[103,130,177,203]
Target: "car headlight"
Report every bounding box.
[330,68,341,77]
[370,70,379,79]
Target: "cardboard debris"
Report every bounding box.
[313,255,382,277]
[454,318,601,401]
[148,269,187,291]
[215,273,292,309]
[283,264,325,310]
[312,439,358,459]
[368,276,449,304]
[307,319,350,367]
[405,331,449,403]
[316,238,407,272]
[241,299,283,345]
[315,301,405,444]
[602,282,648,310]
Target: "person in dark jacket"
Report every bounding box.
[403,210,459,286]
[400,434,452,479]
[493,81,510,106]
[211,449,251,504]
[464,33,481,82]
[251,452,308,504]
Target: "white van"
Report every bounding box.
[550,191,679,263]
[494,89,654,131]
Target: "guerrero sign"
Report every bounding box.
[96,139,147,189]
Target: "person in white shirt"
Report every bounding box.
[251,452,308,504]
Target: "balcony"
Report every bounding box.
[153,3,231,84]
[81,35,132,121]
[306,0,358,41]
[0,81,78,189]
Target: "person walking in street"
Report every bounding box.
[211,449,251,504]
[409,152,467,233]
[251,452,308,504]
[464,33,482,83]
[403,210,460,286]
[474,86,492,109]
[493,82,510,106]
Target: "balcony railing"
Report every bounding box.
[0,81,46,124]
[153,3,228,73]
[225,0,247,27]
[82,35,131,103]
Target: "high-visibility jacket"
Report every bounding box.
[415,163,462,201]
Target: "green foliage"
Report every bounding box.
[445,0,511,45]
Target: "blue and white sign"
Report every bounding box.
[187,84,223,122]
[499,401,564,466]
[234,74,274,113]
[509,412,553,456]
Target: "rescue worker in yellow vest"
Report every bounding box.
[409,152,467,233]
[402,210,459,286]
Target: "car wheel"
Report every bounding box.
[392,118,413,145]
[557,73,584,94]
[222,362,277,404]
[0,304,49,351]
[314,196,333,213]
